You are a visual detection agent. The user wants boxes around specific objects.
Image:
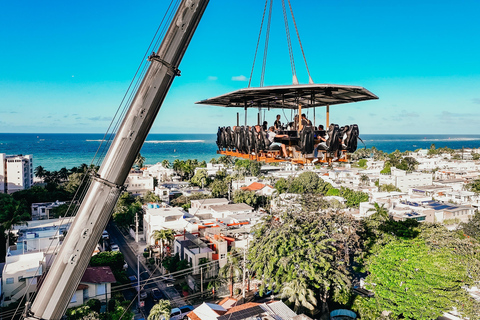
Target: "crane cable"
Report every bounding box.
[287,0,313,84]
[281,0,297,84]
[260,0,274,87]
[248,0,270,88]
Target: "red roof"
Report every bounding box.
[81,266,116,284]
[240,182,273,192]
[224,302,261,314]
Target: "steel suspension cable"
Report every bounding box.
[260,0,274,87]
[248,0,270,88]
[287,0,313,84]
[281,0,297,84]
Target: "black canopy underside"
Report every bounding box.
[196,83,378,109]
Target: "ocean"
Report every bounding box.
[1,133,480,171]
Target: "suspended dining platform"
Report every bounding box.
[196,83,378,165]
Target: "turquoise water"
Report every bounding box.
[1,133,480,171]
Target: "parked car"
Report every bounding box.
[170,305,194,320]
[139,291,148,300]
[151,288,164,301]
[254,289,273,300]
[111,244,120,252]
[102,230,109,240]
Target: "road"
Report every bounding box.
[106,223,186,312]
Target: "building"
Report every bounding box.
[240,182,276,196]
[124,171,154,195]
[2,252,43,306]
[0,153,33,194]
[31,201,67,220]
[69,266,116,307]
[379,167,432,192]
[143,206,193,245]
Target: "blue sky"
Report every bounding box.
[1,0,479,134]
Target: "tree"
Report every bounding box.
[34,165,46,178]
[467,178,480,194]
[148,300,171,320]
[207,276,226,299]
[152,229,176,260]
[378,183,401,192]
[354,236,480,320]
[232,190,258,208]
[86,299,101,313]
[359,174,369,186]
[210,179,228,198]
[134,153,146,169]
[461,210,480,241]
[190,169,211,188]
[143,191,161,204]
[219,251,242,296]
[161,159,170,169]
[0,193,30,261]
[249,207,361,313]
[90,251,125,270]
[162,253,190,273]
[281,279,317,314]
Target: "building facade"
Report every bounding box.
[0,154,33,194]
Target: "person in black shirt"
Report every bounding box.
[262,121,268,131]
[274,114,282,130]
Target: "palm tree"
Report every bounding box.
[59,167,69,181]
[148,300,171,320]
[207,276,226,300]
[135,153,146,169]
[280,279,317,313]
[161,159,170,169]
[34,165,46,178]
[219,252,242,296]
[152,229,176,260]
[359,174,369,186]
[367,202,389,220]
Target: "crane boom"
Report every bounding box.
[25,1,209,319]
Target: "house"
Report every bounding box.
[209,203,254,219]
[187,302,227,320]
[69,266,116,307]
[240,182,276,196]
[379,168,433,192]
[31,201,67,220]
[124,172,154,196]
[143,206,194,245]
[2,252,43,306]
[190,198,229,211]
[188,301,298,320]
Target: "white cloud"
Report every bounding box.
[231,75,248,81]
[207,76,218,81]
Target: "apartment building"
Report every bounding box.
[0,153,33,193]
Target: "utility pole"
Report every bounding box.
[200,267,203,293]
[135,211,139,243]
[137,254,140,308]
[242,237,248,299]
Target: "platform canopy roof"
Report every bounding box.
[196,83,378,109]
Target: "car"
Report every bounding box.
[139,291,148,300]
[151,288,164,301]
[102,230,109,240]
[170,305,194,320]
[110,244,120,252]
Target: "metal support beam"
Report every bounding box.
[24,1,210,319]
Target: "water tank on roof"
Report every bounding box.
[148,203,154,209]
[155,204,160,208]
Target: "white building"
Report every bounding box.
[124,172,154,195]
[143,162,176,182]
[143,206,194,245]
[31,201,67,220]
[379,167,432,192]
[0,153,33,194]
[2,252,43,306]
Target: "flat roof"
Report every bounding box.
[196,83,378,109]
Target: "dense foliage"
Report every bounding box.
[354,207,480,319]
[248,201,361,314]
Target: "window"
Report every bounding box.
[70,293,77,303]
[6,277,14,284]
[220,254,226,259]
[96,284,106,296]
[18,276,24,281]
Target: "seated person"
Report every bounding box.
[341,125,349,149]
[267,126,289,158]
[262,121,268,131]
